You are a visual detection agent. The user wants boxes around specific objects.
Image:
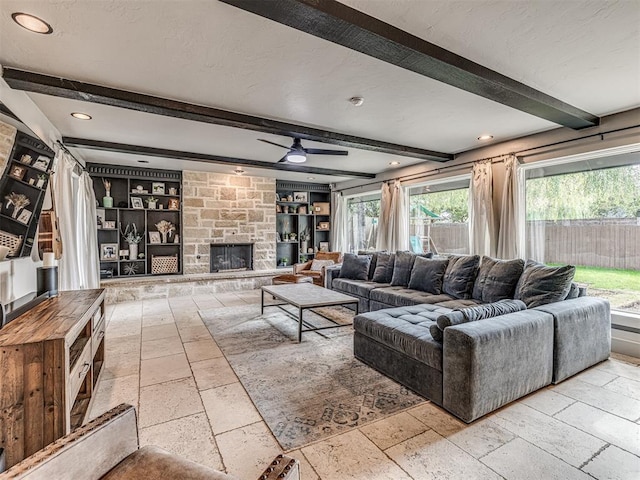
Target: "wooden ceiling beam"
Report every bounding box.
[220,0,600,130]
[62,137,377,178]
[2,67,452,162]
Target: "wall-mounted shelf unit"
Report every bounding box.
[275,180,331,268]
[87,164,182,279]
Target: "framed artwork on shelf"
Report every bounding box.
[103,220,116,229]
[131,197,144,209]
[275,193,280,201]
[149,231,161,244]
[100,243,118,261]
[298,205,307,214]
[9,164,27,181]
[17,209,32,224]
[96,208,106,226]
[152,182,165,195]
[293,191,308,203]
[319,241,329,252]
[168,198,179,210]
[318,221,330,230]
[119,249,130,259]
[32,156,51,171]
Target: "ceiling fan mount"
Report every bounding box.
[258,137,348,163]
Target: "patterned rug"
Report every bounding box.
[198,304,426,451]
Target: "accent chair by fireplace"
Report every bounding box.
[293,251,342,287]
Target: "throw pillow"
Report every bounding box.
[407,257,450,294]
[359,250,386,280]
[564,282,580,300]
[309,259,335,272]
[372,253,395,283]
[429,299,527,342]
[472,257,525,303]
[442,255,481,299]
[515,260,576,308]
[339,253,372,281]
[390,251,418,287]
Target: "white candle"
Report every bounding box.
[43,252,56,267]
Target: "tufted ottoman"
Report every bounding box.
[353,304,452,406]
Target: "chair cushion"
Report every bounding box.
[102,445,235,480]
[408,257,450,294]
[310,259,335,271]
[442,255,480,299]
[472,257,524,303]
[339,253,372,280]
[372,253,395,283]
[515,260,576,308]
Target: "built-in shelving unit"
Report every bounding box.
[87,163,182,279]
[275,180,331,268]
[0,132,55,258]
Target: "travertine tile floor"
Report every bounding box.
[91,290,640,480]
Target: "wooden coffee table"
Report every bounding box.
[261,283,359,342]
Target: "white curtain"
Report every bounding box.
[376,180,408,252]
[496,155,525,259]
[330,190,347,253]
[376,182,393,250]
[53,150,100,290]
[469,159,496,257]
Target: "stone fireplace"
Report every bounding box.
[210,243,253,272]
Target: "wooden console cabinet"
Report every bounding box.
[0,289,106,468]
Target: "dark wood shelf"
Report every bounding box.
[0,213,30,228]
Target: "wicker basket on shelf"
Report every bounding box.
[0,230,23,257]
[151,255,179,274]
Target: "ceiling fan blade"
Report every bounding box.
[258,138,290,150]
[277,155,289,163]
[304,148,349,156]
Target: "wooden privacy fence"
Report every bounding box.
[424,218,640,270]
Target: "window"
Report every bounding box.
[346,193,380,253]
[524,148,640,314]
[408,176,470,254]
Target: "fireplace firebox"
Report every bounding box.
[210,243,253,272]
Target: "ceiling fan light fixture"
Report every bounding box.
[286,152,307,163]
[477,134,494,141]
[389,161,401,166]
[12,12,53,34]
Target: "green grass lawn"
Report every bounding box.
[570,265,640,292]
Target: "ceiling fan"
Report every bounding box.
[258,137,349,163]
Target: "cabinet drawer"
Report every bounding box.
[69,341,92,401]
[93,318,105,356]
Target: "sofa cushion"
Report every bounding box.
[372,252,395,283]
[354,304,453,370]
[430,299,527,342]
[515,260,576,308]
[408,257,450,294]
[472,257,524,303]
[390,251,417,287]
[332,278,389,298]
[432,298,483,309]
[442,255,480,299]
[370,286,454,308]
[359,250,386,280]
[339,253,372,281]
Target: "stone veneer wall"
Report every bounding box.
[182,171,276,274]
[0,120,17,174]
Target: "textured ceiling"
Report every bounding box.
[0,0,638,181]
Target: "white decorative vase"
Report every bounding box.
[129,243,138,260]
[161,232,167,244]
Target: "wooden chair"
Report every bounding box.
[293,251,342,287]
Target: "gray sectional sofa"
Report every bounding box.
[327,252,611,422]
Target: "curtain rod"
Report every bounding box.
[55,140,86,174]
[338,124,640,192]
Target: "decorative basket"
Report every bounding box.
[151,255,179,274]
[0,230,23,257]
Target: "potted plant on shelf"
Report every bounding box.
[102,178,113,208]
[122,223,143,260]
[146,196,158,209]
[281,257,289,267]
[155,220,175,243]
[299,227,310,254]
[36,174,47,189]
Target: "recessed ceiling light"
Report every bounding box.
[137,160,149,164]
[349,96,364,107]
[307,177,315,180]
[12,12,53,34]
[477,134,494,141]
[389,161,401,166]
[71,112,92,120]
[234,167,246,175]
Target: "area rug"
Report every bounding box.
[199,304,426,450]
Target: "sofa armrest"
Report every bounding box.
[534,297,610,383]
[443,311,554,423]
[1,404,138,480]
[293,261,312,274]
[324,264,342,289]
